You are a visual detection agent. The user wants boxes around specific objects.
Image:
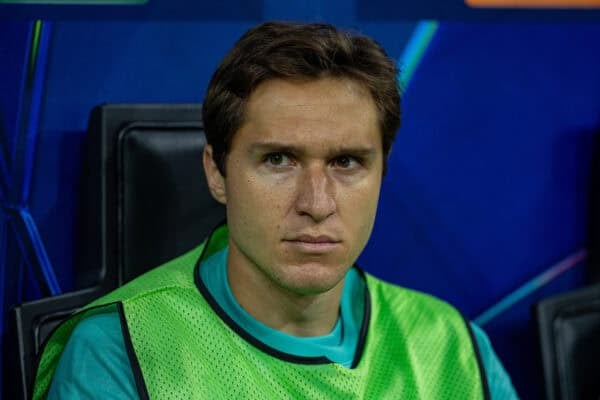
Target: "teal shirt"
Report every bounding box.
[48,248,518,399]
[199,247,361,366]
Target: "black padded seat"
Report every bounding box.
[536,283,600,400]
[5,104,225,400]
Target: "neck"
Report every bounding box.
[227,253,345,337]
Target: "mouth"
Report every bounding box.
[283,234,341,253]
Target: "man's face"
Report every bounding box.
[205,77,383,297]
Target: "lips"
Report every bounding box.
[292,234,340,244]
[283,234,341,253]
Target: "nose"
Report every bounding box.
[294,165,337,222]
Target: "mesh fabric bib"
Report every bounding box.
[34,224,487,399]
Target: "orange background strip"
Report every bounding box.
[466,0,600,7]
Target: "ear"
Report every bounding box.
[203,144,227,205]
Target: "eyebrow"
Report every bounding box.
[248,141,378,158]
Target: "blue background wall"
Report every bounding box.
[2,1,600,398]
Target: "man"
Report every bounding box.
[34,22,518,399]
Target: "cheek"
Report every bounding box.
[347,181,381,237]
[226,172,293,229]
[342,176,381,211]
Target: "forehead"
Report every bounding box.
[234,78,381,150]
[246,77,374,117]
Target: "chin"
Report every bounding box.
[279,264,347,296]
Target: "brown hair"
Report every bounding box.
[202,21,401,175]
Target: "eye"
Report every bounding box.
[332,155,359,169]
[264,152,292,167]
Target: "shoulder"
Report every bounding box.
[70,312,122,343]
[55,313,126,369]
[35,245,208,400]
[470,323,520,400]
[364,272,475,350]
[88,243,205,308]
[47,312,138,399]
[365,272,461,318]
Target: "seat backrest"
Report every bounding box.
[6,286,105,400]
[77,103,225,289]
[4,103,225,400]
[536,283,600,400]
